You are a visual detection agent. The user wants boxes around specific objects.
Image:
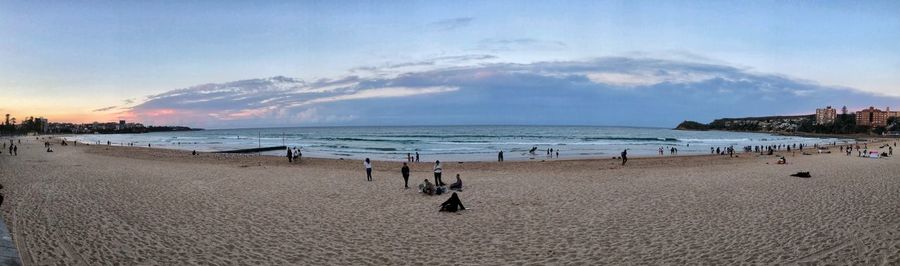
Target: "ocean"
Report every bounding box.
[69,126,850,161]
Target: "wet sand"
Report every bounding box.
[1,137,899,264]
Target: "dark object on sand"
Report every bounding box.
[790,172,811,178]
[440,192,466,212]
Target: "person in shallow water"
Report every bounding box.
[439,192,466,212]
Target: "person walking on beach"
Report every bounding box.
[621,149,628,166]
[415,152,420,163]
[498,150,504,162]
[433,160,444,186]
[287,148,293,163]
[13,145,16,156]
[364,158,373,181]
[401,162,410,188]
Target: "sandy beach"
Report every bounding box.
[1,137,899,264]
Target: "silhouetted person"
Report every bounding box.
[401,162,410,188]
[415,152,420,162]
[498,151,504,162]
[287,148,293,162]
[13,145,16,156]
[364,158,372,181]
[621,149,627,166]
[439,192,465,212]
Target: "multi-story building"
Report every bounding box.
[35,117,49,133]
[815,106,837,125]
[887,107,900,120]
[856,107,889,127]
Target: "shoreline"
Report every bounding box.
[2,135,899,264]
[53,130,861,163]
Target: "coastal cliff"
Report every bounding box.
[676,114,898,135]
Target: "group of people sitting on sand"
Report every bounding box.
[365,158,467,212]
[418,173,463,196]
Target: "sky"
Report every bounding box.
[1,0,898,128]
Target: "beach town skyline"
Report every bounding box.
[3,1,900,128]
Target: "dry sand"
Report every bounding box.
[1,137,899,264]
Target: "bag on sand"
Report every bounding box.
[790,172,811,178]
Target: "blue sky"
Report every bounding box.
[1,0,898,127]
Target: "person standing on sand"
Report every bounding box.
[415,152,420,163]
[287,148,293,163]
[401,162,410,188]
[364,158,373,181]
[621,149,628,166]
[498,150,504,162]
[433,160,444,186]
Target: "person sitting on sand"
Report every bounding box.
[439,192,466,212]
[777,156,787,164]
[419,179,435,195]
[450,174,463,191]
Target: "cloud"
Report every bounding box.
[475,38,567,52]
[429,17,474,31]
[124,56,900,128]
[92,106,118,112]
[351,54,496,73]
